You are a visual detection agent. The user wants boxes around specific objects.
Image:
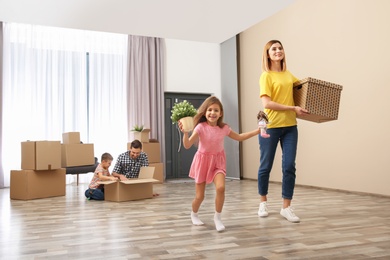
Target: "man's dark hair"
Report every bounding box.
[130,139,142,149]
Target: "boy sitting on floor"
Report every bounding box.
[85,152,117,200]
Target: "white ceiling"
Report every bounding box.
[0,0,294,43]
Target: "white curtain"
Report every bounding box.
[1,23,128,186]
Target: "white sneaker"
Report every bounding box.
[258,202,269,217]
[280,206,300,223]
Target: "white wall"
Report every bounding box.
[165,39,221,97]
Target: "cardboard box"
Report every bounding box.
[149,162,164,183]
[61,143,94,167]
[142,141,161,163]
[21,141,61,170]
[10,169,66,200]
[62,132,81,144]
[293,77,343,123]
[127,140,161,163]
[99,167,159,202]
[130,128,150,143]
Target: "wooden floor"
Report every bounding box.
[1,179,390,260]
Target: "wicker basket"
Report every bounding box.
[293,77,343,123]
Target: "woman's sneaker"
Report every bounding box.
[280,206,300,223]
[258,202,269,217]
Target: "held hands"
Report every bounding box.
[258,121,270,138]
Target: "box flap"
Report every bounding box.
[120,178,160,184]
[139,166,155,179]
[98,180,118,185]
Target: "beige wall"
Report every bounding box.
[239,0,390,196]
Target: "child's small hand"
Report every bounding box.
[110,176,118,181]
[178,120,185,133]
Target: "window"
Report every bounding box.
[2,23,128,186]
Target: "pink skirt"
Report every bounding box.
[189,150,226,184]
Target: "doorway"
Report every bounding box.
[164,93,210,179]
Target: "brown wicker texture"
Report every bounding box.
[293,77,343,123]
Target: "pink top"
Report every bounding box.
[189,122,231,184]
[88,163,110,189]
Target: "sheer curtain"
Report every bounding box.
[87,36,128,168]
[1,23,128,186]
[127,35,165,179]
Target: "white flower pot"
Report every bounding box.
[180,116,195,132]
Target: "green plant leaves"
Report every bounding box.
[170,100,197,123]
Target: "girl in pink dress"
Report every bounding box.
[178,96,260,232]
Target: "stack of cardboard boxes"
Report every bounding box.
[129,128,164,183]
[11,141,66,200]
[61,132,95,185]
[10,132,95,200]
[61,132,94,167]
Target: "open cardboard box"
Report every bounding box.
[98,166,159,202]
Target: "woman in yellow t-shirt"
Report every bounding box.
[257,40,308,223]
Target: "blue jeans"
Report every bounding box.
[258,126,298,200]
[85,188,105,200]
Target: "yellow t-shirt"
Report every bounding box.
[259,70,299,128]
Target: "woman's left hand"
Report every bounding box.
[294,106,309,116]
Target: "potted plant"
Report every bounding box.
[131,124,144,132]
[130,124,150,142]
[170,100,197,132]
